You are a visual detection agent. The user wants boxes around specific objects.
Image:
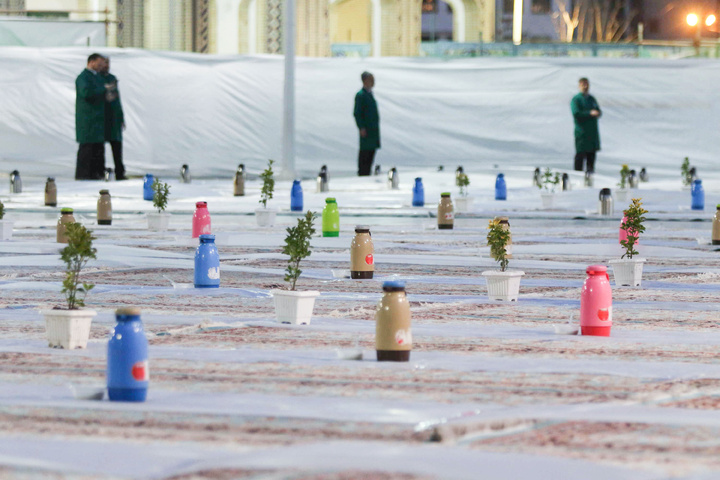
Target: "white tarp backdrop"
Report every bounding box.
[0,47,718,178]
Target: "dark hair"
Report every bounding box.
[579,77,589,84]
[361,71,373,82]
[88,53,104,63]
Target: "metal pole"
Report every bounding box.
[281,0,296,180]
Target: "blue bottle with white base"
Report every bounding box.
[691,179,705,210]
[412,178,424,207]
[290,180,303,212]
[143,174,154,201]
[107,308,149,402]
[495,173,507,201]
[194,234,220,288]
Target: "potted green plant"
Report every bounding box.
[43,222,97,349]
[539,168,560,208]
[272,211,320,324]
[609,198,648,287]
[0,200,12,241]
[681,157,692,188]
[147,179,171,231]
[255,159,277,227]
[482,218,524,301]
[616,164,630,202]
[455,173,472,212]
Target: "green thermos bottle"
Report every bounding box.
[322,197,340,237]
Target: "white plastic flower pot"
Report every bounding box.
[147,212,170,231]
[454,197,473,213]
[609,258,646,287]
[42,309,97,349]
[615,189,629,203]
[0,220,13,241]
[540,192,555,209]
[272,290,319,325]
[255,208,277,227]
[481,270,524,302]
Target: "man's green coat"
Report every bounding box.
[571,93,601,153]
[75,69,107,144]
[354,88,380,151]
[102,72,124,142]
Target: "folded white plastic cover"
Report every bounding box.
[0,47,718,178]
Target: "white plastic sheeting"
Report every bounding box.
[0,47,718,178]
[0,19,105,47]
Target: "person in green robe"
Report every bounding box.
[75,53,109,180]
[353,72,380,176]
[99,56,127,180]
[571,77,602,173]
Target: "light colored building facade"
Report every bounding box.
[16,0,495,55]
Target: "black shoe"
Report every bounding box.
[116,175,128,181]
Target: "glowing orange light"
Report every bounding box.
[687,13,699,26]
[706,15,716,26]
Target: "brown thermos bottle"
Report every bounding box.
[56,208,75,243]
[494,216,512,259]
[350,225,374,279]
[712,205,720,245]
[375,281,411,362]
[98,189,112,225]
[438,192,454,230]
[45,178,57,207]
[233,164,245,196]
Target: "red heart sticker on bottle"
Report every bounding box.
[132,361,149,381]
[597,309,609,321]
[365,254,374,265]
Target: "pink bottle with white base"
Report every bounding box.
[192,201,211,238]
[580,265,612,337]
[619,216,638,246]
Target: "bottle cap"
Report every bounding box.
[355,225,370,233]
[199,234,215,243]
[497,173,504,178]
[60,207,73,214]
[716,204,720,209]
[693,179,702,184]
[325,198,336,203]
[293,179,301,184]
[382,280,406,291]
[441,192,451,197]
[586,265,607,275]
[145,173,153,178]
[47,177,55,182]
[196,201,207,208]
[116,307,141,316]
[494,216,509,224]
[415,177,422,182]
[99,189,109,195]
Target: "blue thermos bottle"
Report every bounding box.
[107,308,149,402]
[143,174,154,201]
[290,180,303,212]
[412,177,424,207]
[195,234,220,288]
[495,173,507,201]
[691,179,705,210]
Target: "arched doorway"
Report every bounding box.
[422,0,456,41]
[329,0,380,56]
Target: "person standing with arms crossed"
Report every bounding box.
[353,71,380,176]
[571,77,601,174]
[100,56,127,180]
[75,53,109,180]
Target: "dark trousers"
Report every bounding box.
[75,143,105,180]
[574,151,596,173]
[358,149,376,176]
[109,140,125,179]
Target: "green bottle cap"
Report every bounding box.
[325,198,336,203]
[60,207,73,214]
[441,192,451,197]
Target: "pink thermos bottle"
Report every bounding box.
[192,201,212,238]
[580,265,613,336]
[619,216,638,246]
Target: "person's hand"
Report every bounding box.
[360,128,367,138]
[590,109,600,117]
